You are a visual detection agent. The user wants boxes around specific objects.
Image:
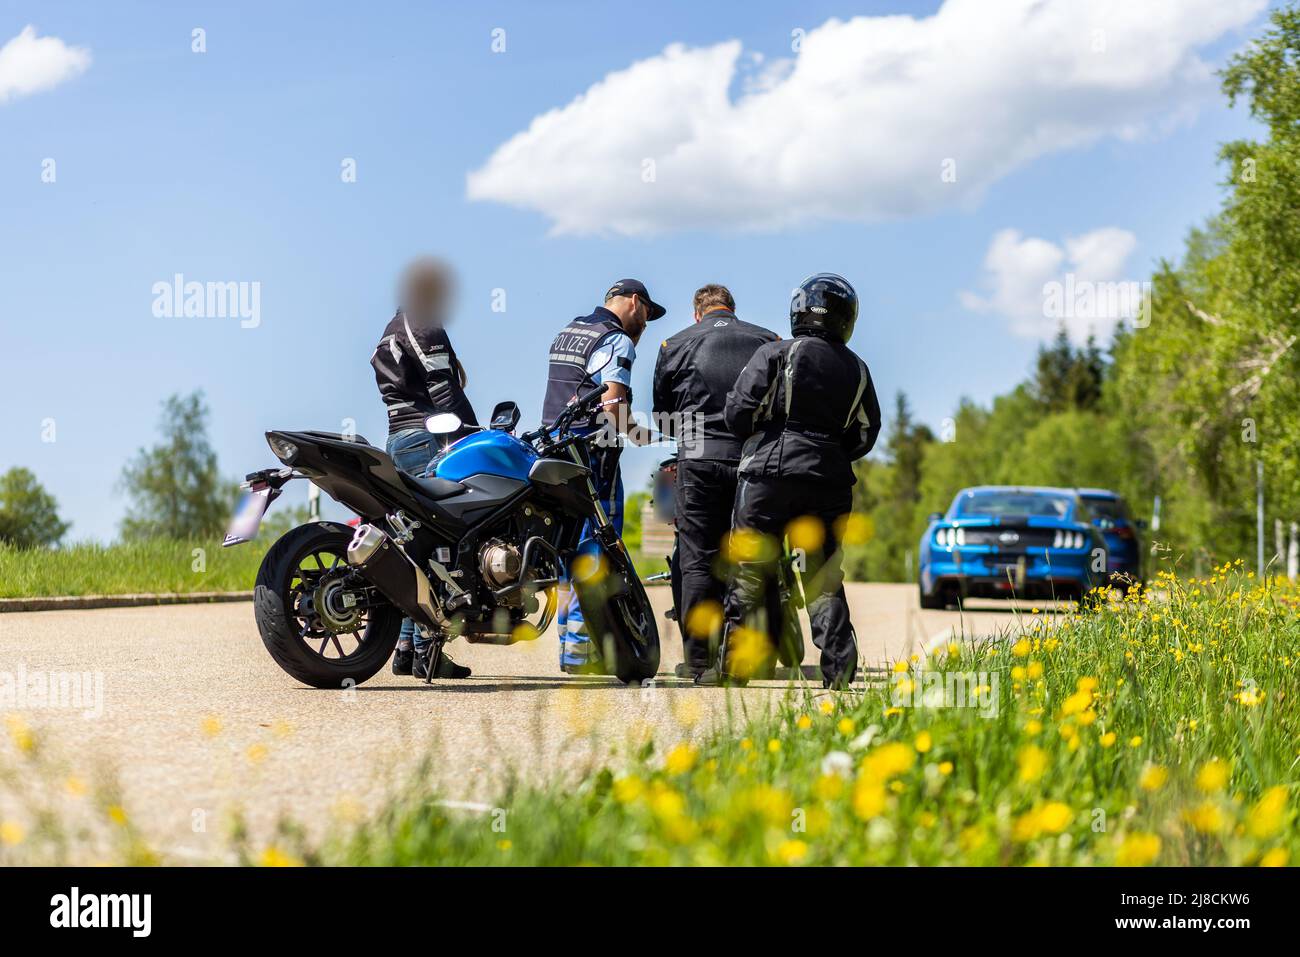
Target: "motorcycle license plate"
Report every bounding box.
[223,487,273,547]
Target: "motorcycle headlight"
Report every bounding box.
[267,435,299,463]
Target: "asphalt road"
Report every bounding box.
[0,583,1033,861]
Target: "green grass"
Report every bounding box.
[8,558,1295,867]
[317,563,1298,866]
[0,539,269,598]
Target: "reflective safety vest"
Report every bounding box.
[541,307,628,426]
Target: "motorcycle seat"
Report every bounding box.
[399,472,466,501]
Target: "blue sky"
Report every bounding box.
[0,0,1276,542]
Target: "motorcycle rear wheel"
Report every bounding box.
[254,522,402,688]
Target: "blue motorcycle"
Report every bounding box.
[224,382,660,688]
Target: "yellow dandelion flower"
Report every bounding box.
[259,845,304,867]
[1116,832,1161,866]
[914,730,932,753]
[1260,847,1289,868]
[785,516,825,554]
[665,743,698,775]
[1195,759,1229,794]
[776,839,808,864]
[1184,802,1224,834]
[1017,745,1047,784]
[1246,786,1287,839]
[0,821,25,846]
[852,777,887,820]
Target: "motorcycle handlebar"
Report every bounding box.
[524,383,609,446]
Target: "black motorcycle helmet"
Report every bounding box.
[789,273,857,343]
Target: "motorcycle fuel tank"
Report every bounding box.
[432,430,539,483]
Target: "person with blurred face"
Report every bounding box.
[541,278,665,673]
[370,256,478,679]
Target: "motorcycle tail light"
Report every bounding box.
[267,435,299,463]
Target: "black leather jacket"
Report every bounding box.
[651,309,779,461]
[370,311,478,435]
[724,332,881,485]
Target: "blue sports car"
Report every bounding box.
[1075,488,1146,583]
[918,486,1108,609]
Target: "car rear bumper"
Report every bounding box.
[922,550,1097,598]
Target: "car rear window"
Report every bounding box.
[955,491,1073,519]
[1082,497,1127,521]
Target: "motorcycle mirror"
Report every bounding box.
[425,413,463,435]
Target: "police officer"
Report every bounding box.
[542,278,665,673]
[652,284,778,680]
[371,256,478,680]
[718,274,881,688]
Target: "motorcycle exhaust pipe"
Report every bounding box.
[346,524,445,633]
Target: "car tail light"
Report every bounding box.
[1114,525,1135,539]
[1053,530,1085,549]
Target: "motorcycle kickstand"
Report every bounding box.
[424,639,446,685]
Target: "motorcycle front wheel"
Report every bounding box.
[574,545,661,684]
[253,522,402,688]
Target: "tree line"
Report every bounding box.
[847,6,1300,581]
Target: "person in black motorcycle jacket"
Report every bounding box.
[652,283,779,680]
[716,273,881,688]
[370,256,478,680]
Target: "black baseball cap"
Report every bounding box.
[605,278,666,320]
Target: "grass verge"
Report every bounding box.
[0,539,269,598]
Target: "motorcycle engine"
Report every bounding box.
[479,539,523,588]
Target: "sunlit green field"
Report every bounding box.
[321,563,1297,866]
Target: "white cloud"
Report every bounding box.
[0,26,91,105]
[467,0,1263,236]
[960,226,1142,342]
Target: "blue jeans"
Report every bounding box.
[386,428,437,653]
